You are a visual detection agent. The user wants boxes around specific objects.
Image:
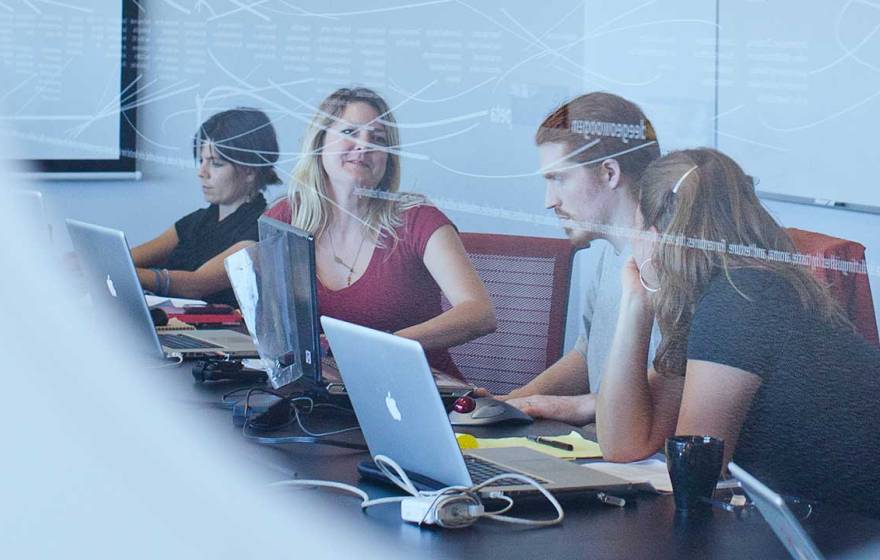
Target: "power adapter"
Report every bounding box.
[400,495,484,528]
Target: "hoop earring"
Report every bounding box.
[638,257,660,293]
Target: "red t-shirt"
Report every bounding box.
[264,198,463,379]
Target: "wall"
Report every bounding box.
[22,0,880,350]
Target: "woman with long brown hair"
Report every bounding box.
[596,148,880,517]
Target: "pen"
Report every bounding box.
[528,435,575,451]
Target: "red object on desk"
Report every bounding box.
[158,305,243,327]
[787,227,879,346]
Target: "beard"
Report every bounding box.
[562,224,593,249]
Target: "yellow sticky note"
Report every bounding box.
[456,433,479,449]
[454,430,602,459]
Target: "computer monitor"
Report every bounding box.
[251,215,324,387]
[229,215,471,397]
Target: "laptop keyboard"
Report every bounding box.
[464,455,547,486]
[158,333,220,350]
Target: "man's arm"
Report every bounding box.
[503,349,588,399]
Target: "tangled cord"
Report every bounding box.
[226,388,366,450]
[270,454,564,529]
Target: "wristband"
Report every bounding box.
[150,267,164,296]
[160,268,171,296]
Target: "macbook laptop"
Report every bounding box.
[66,219,257,360]
[321,315,634,497]
[728,462,824,560]
[253,215,471,398]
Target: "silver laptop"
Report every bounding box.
[729,462,824,560]
[66,219,257,359]
[320,315,633,496]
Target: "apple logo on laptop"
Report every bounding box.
[385,391,402,422]
[105,274,118,297]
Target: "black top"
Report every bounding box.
[163,193,267,307]
[687,268,880,518]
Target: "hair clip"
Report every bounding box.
[672,165,699,194]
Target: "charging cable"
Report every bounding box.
[236,390,366,450]
[270,454,564,529]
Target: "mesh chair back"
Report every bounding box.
[442,233,575,394]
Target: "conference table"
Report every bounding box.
[163,362,880,559]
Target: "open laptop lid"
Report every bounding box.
[66,219,166,359]
[67,219,256,359]
[321,315,473,487]
[728,461,824,560]
[323,316,635,497]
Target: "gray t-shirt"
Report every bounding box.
[574,241,660,393]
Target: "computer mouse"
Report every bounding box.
[448,396,533,426]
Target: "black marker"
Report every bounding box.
[528,435,574,452]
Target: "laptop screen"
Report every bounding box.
[252,215,323,387]
[728,462,824,560]
[66,218,166,360]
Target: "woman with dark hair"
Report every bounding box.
[133,107,281,306]
[265,87,495,378]
[596,148,880,517]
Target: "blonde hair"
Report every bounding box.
[287,87,420,247]
[638,148,851,376]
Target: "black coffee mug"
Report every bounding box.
[665,435,724,513]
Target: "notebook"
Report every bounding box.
[729,462,824,560]
[250,215,472,397]
[66,219,257,360]
[321,315,634,497]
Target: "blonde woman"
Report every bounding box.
[266,87,495,378]
[597,148,880,517]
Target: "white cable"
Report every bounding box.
[372,455,564,528]
[291,402,361,437]
[483,494,514,516]
[270,479,369,503]
[270,454,565,529]
[470,472,564,526]
[148,354,183,369]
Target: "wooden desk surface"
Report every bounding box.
[165,364,880,559]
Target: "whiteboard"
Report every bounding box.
[582,0,716,153]
[0,0,136,174]
[716,0,880,211]
[5,0,878,210]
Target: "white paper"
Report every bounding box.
[584,459,672,493]
[145,295,207,308]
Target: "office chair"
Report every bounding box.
[786,227,879,346]
[442,233,576,394]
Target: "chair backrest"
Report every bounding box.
[442,233,575,394]
[786,227,879,346]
